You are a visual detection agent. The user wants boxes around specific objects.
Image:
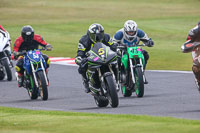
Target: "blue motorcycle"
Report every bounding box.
[17,49,49,100]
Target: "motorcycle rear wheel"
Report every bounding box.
[94,95,109,107]
[121,85,132,97]
[28,88,38,100]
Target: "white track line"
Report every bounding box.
[50,57,192,73]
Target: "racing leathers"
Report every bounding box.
[113,28,154,84]
[75,32,117,92]
[13,34,51,87]
[113,28,154,69]
[181,22,200,89]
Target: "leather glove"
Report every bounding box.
[12,52,20,60]
[146,38,154,47]
[116,48,122,56]
[75,56,82,65]
[45,44,53,51]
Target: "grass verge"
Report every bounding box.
[0,106,200,133]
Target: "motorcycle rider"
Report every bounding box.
[75,23,117,93]
[113,20,154,84]
[12,25,52,87]
[0,25,12,62]
[181,21,200,91]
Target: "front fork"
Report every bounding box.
[129,59,136,84]
[108,64,119,91]
[30,60,48,88]
[31,63,39,88]
[98,68,107,95]
[130,58,145,84]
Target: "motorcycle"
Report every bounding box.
[118,44,147,97]
[83,42,119,108]
[0,32,12,81]
[16,48,50,100]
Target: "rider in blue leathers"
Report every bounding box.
[113,20,154,83]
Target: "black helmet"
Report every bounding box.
[21,25,34,42]
[88,23,104,43]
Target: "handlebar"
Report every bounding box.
[137,44,145,46]
[14,48,50,57]
[117,44,146,49]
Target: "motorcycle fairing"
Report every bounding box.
[23,50,47,74]
[88,42,117,65]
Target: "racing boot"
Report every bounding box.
[81,72,90,93]
[83,78,90,93]
[143,72,148,84]
[17,73,24,87]
[144,76,148,84]
[192,65,200,92]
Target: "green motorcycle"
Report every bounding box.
[118,44,146,97]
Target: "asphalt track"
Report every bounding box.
[1,64,200,120]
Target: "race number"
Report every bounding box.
[98,48,105,55]
[33,53,39,59]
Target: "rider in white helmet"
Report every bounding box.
[113,20,154,83]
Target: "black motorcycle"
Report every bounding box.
[83,42,119,108]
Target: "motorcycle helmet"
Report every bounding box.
[21,25,34,42]
[124,20,137,41]
[88,23,104,43]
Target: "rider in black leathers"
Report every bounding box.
[75,23,117,93]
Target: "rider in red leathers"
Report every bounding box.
[12,25,52,87]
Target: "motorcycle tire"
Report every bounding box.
[134,67,144,97]
[94,95,109,107]
[37,71,48,100]
[27,76,38,100]
[121,85,132,97]
[2,59,12,81]
[0,70,5,80]
[105,75,119,108]
[29,88,38,100]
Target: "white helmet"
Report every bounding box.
[124,20,137,41]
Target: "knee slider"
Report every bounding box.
[15,66,21,72]
[47,58,50,66]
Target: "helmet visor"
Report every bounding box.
[90,32,104,42]
[126,31,136,36]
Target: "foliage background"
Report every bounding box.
[0,0,200,70]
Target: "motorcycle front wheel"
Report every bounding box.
[2,58,12,81]
[105,75,119,108]
[0,69,5,80]
[134,67,144,97]
[37,71,48,100]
